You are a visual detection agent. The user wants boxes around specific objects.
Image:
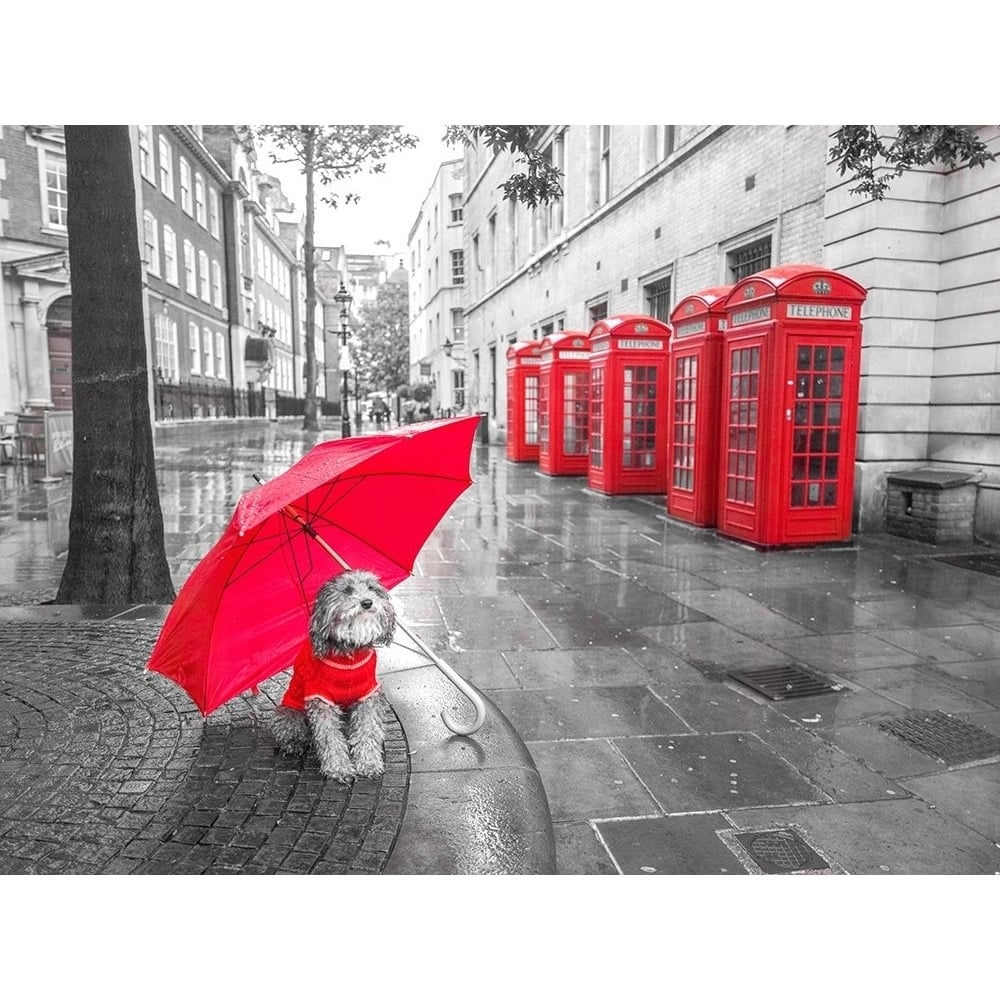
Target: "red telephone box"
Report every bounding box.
[539,330,591,476]
[717,265,867,547]
[506,340,542,462]
[587,314,672,495]
[667,286,732,526]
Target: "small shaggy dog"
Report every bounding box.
[272,569,396,783]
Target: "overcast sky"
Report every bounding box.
[255,125,458,260]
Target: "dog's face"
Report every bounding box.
[309,569,397,657]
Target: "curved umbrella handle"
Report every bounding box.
[394,618,487,736]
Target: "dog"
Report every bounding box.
[271,569,397,783]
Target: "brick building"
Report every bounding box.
[453,125,1000,538]
[2,124,339,425]
[0,125,72,414]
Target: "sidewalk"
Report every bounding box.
[3,418,1000,874]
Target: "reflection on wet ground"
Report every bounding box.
[3,418,1000,873]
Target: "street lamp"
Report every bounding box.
[442,339,468,415]
[334,280,353,439]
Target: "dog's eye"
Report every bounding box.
[342,585,354,595]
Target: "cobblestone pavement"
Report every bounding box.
[0,617,408,874]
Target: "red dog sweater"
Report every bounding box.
[280,640,379,711]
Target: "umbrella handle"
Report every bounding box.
[393,618,487,736]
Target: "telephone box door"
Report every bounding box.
[539,331,591,476]
[718,266,866,547]
[506,340,542,462]
[587,315,671,495]
[667,286,731,526]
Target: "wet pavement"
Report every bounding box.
[2,418,1000,874]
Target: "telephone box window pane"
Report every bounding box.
[539,377,550,448]
[672,355,697,492]
[590,367,604,469]
[725,346,759,505]
[524,375,539,445]
[563,372,589,455]
[788,341,844,509]
[830,375,844,398]
[623,366,658,469]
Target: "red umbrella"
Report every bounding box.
[146,415,484,729]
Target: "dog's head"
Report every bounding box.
[309,569,397,657]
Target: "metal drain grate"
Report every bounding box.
[878,711,1000,766]
[728,664,842,701]
[733,829,830,874]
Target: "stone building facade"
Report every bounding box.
[406,158,466,414]
[453,125,1000,538]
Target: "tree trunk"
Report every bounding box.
[55,126,175,605]
[302,128,320,432]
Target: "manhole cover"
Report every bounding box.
[878,711,1000,766]
[728,664,842,701]
[733,829,829,874]
[934,552,1000,577]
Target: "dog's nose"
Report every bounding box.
[360,598,373,610]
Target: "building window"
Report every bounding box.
[256,238,265,278]
[189,321,201,374]
[727,236,772,282]
[138,125,154,181]
[157,135,174,199]
[589,299,609,325]
[645,277,672,322]
[450,193,463,223]
[451,249,464,285]
[202,326,214,377]
[488,213,497,284]
[44,151,68,229]
[179,158,192,215]
[198,250,211,302]
[162,226,178,285]
[548,132,565,233]
[211,259,223,308]
[208,188,220,238]
[195,174,206,228]
[599,125,611,205]
[183,240,196,294]
[143,211,160,276]
[215,331,226,378]
[451,307,465,341]
[154,313,178,380]
[661,125,676,159]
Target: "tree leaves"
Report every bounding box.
[444,125,563,209]
[830,125,995,200]
[252,125,418,208]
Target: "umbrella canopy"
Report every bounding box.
[147,415,480,715]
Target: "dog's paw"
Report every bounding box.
[321,763,357,784]
[351,744,385,780]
